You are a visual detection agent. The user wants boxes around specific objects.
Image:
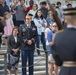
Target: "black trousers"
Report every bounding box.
[59,67,76,75]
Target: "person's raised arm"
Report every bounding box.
[12,0,19,9]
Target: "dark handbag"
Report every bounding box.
[7,53,19,66]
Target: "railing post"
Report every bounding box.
[4,54,7,75]
[46,51,48,75]
[36,48,49,75]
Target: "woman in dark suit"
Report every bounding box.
[7,26,21,75]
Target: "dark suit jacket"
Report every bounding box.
[7,35,21,53]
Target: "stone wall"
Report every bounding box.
[11,0,76,7]
[35,0,76,7]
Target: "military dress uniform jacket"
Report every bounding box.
[19,22,37,50]
[51,28,76,75]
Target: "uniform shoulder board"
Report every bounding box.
[56,29,64,34]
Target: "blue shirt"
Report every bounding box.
[46,17,55,27]
[6,0,10,8]
[47,30,54,43]
[47,30,54,54]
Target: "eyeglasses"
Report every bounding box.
[52,26,57,27]
[26,18,32,20]
[33,6,36,7]
[38,12,42,13]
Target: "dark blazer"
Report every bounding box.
[7,35,21,53]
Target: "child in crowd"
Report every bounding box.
[2,12,14,46]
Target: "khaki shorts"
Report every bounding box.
[48,54,55,63]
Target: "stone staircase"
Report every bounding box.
[0,45,47,75]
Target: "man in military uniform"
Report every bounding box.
[19,14,37,75]
[51,8,76,75]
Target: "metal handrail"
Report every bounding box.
[0,47,50,75]
[35,47,50,75]
[0,51,7,75]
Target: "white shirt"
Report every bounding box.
[34,18,42,35]
[6,0,10,8]
[45,28,51,45]
[14,36,17,43]
[27,24,31,27]
[28,10,37,20]
[37,18,47,32]
[34,18,47,35]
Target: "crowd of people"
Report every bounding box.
[0,0,76,75]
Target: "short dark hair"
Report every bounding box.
[41,1,47,5]
[57,1,61,5]
[29,0,34,4]
[67,3,72,7]
[52,3,55,6]
[29,0,34,7]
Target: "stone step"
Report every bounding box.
[0,60,46,67]
[0,54,46,61]
[0,65,46,72]
[0,70,46,75]
[0,45,47,75]
[0,56,46,75]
